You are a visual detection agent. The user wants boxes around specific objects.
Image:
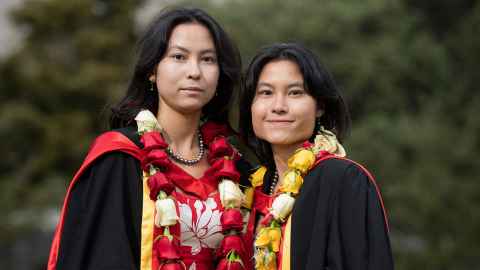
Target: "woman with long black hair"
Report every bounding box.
[48,7,250,270]
[240,43,393,270]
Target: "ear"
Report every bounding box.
[149,65,158,82]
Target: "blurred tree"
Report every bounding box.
[0,0,143,268]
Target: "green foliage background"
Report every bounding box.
[1,0,479,269]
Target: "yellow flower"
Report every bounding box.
[287,149,315,174]
[264,250,277,270]
[255,248,276,270]
[254,249,266,270]
[242,187,254,209]
[268,227,282,252]
[255,227,282,252]
[250,166,267,187]
[279,170,304,195]
[255,227,270,247]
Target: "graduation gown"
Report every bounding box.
[47,127,252,270]
[256,157,394,270]
[48,127,144,270]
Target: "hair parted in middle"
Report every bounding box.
[239,43,351,169]
[110,7,241,129]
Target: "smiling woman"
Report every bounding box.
[240,43,394,270]
[251,59,319,151]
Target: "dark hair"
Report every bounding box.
[110,7,241,128]
[239,43,350,168]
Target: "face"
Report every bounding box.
[151,23,219,115]
[251,60,319,149]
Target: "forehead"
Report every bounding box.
[168,23,216,51]
[258,60,304,84]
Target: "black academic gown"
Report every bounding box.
[53,127,253,270]
[273,158,393,270]
[56,127,143,270]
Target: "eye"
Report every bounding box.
[257,89,273,96]
[289,89,305,96]
[171,53,186,61]
[202,55,217,63]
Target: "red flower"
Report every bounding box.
[148,172,174,199]
[141,149,171,171]
[208,137,234,162]
[212,158,240,183]
[221,208,244,232]
[159,262,184,270]
[302,141,314,149]
[141,131,168,151]
[217,235,246,258]
[217,258,244,270]
[201,121,231,144]
[154,236,181,260]
[316,150,331,159]
[260,213,274,227]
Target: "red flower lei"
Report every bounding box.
[139,121,247,270]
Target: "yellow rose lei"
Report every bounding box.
[250,127,346,270]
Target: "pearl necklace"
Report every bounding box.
[269,171,279,195]
[165,132,204,166]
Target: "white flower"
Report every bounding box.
[179,198,223,255]
[134,109,162,134]
[218,180,243,208]
[313,127,346,157]
[270,193,295,220]
[155,198,178,227]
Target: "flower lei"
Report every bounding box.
[248,127,346,270]
[135,110,248,270]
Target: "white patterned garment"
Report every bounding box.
[178,196,224,255]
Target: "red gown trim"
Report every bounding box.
[314,155,390,231]
[47,131,144,270]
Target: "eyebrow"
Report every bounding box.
[257,81,304,88]
[168,45,216,54]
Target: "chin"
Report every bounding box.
[262,132,311,148]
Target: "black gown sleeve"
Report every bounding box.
[291,159,393,270]
[325,163,393,270]
[56,151,143,270]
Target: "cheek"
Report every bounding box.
[155,63,176,85]
[205,66,220,87]
[296,102,317,136]
[251,101,267,138]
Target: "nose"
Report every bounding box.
[187,59,201,80]
[271,94,288,114]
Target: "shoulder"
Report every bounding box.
[113,126,142,147]
[307,157,374,190]
[81,126,142,170]
[95,126,142,148]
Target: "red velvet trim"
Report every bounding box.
[314,155,390,231]
[47,132,144,270]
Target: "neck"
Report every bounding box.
[157,106,201,158]
[271,142,303,180]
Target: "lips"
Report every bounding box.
[180,86,204,92]
[266,119,294,123]
[264,119,294,127]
